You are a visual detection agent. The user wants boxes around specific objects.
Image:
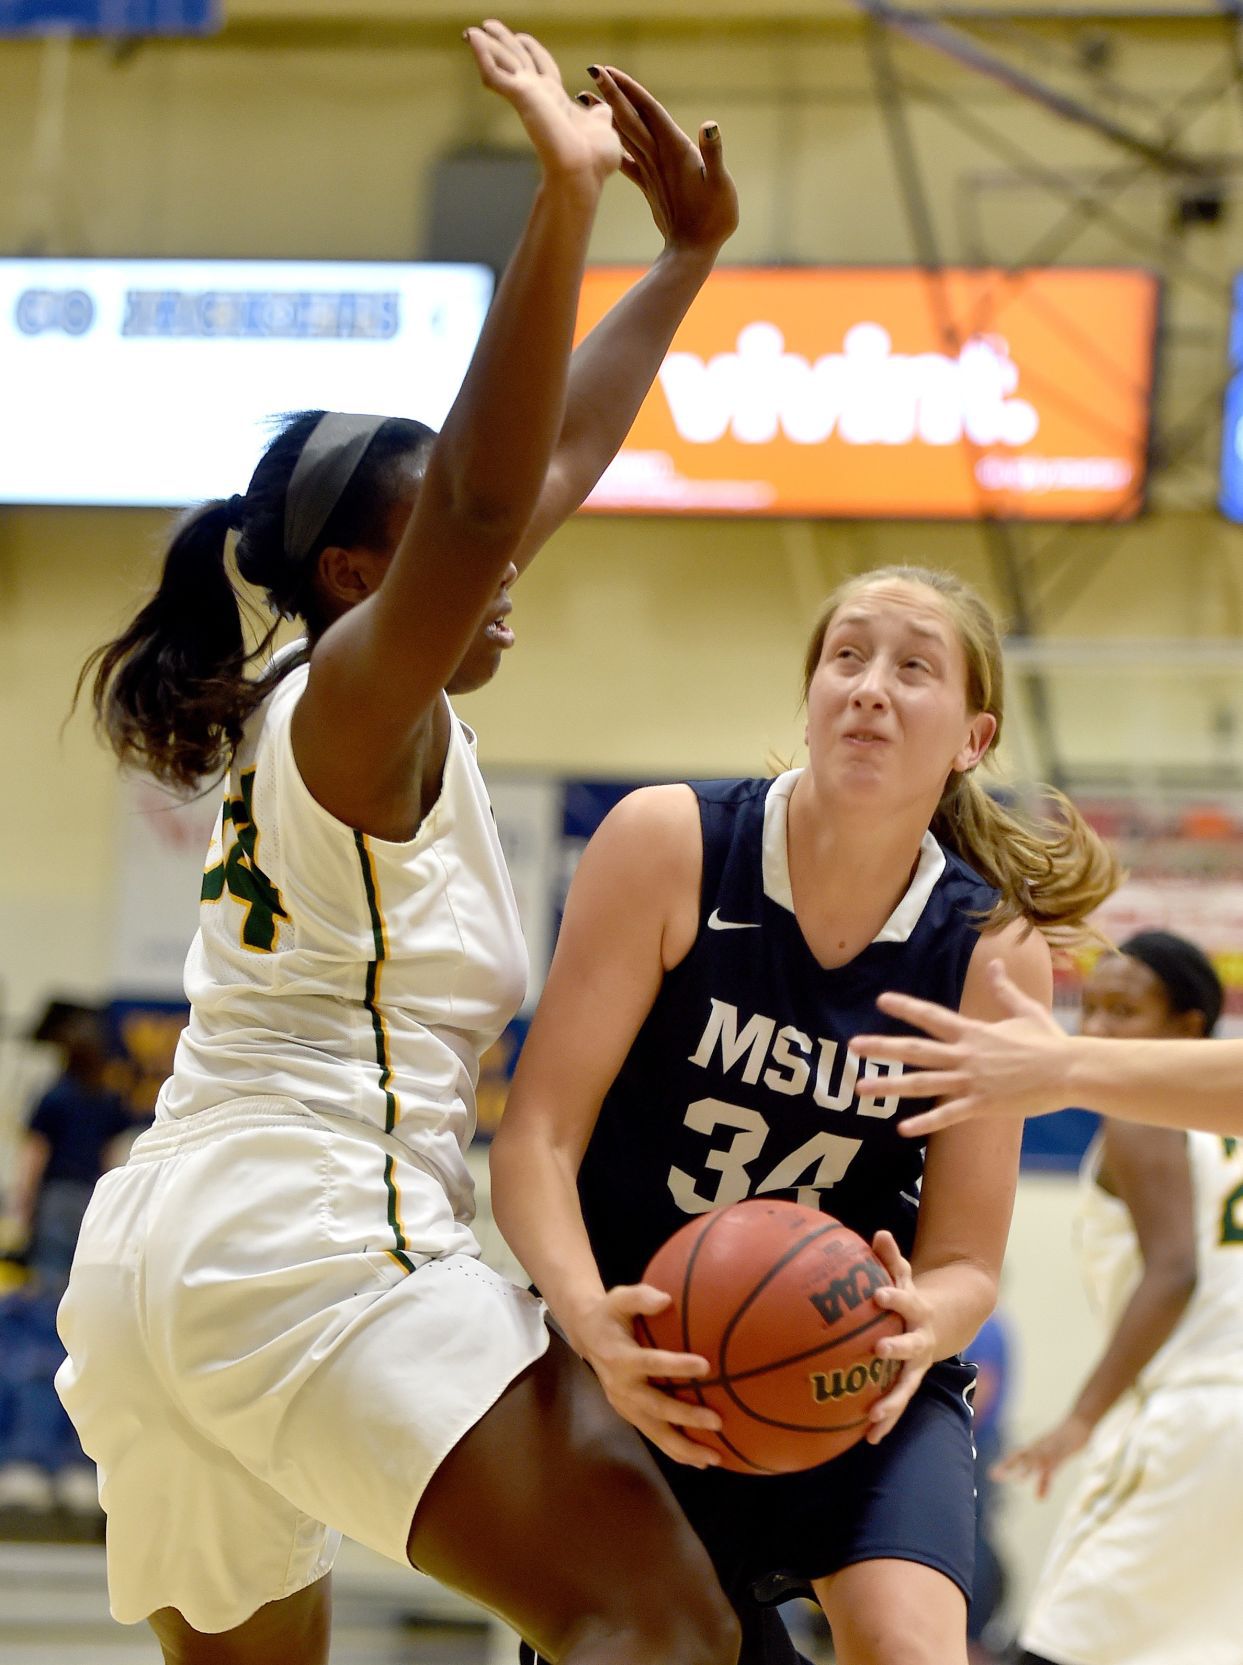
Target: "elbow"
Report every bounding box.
[448,490,531,549]
[1157,1258,1198,1307]
[431,461,536,550]
[417,459,534,553]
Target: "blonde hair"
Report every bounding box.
[802,565,1120,945]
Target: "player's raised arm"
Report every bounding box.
[292,24,620,820]
[852,959,1243,1137]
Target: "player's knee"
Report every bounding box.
[847,1631,960,1665]
[591,1596,740,1665]
[673,1577,742,1665]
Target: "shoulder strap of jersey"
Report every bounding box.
[688,779,764,931]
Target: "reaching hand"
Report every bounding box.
[992,1412,1093,1499]
[575,66,738,254]
[862,1231,930,1444]
[850,960,1074,1137]
[570,1283,723,1469]
[466,22,621,187]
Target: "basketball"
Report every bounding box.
[636,1199,904,1475]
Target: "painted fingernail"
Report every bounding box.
[704,122,720,141]
[587,63,601,77]
[575,91,593,105]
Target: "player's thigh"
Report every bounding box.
[147,1574,331,1665]
[814,1558,968,1665]
[407,1330,737,1658]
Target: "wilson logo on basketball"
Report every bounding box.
[810,1357,900,1404]
[808,1258,886,1326]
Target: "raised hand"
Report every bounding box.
[863,1231,931,1444]
[570,1283,723,1469]
[576,65,738,254]
[850,960,1075,1137]
[465,21,621,186]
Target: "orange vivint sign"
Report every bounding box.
[576,267,1158,520]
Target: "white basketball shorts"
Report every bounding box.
[1021,1383,1243,1665]
[55,1097,548,1634]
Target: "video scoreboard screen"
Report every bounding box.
[576,266,1159,521]
[0,258,494,506]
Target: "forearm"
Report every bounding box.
[1071,1271,1195,1427]
[1066,1037,1243,1135]
[489,1127,609,1352]
[558,245,716,472]
[913,1260,999,1361]
[430,173,602,530]
[510,244,720,565]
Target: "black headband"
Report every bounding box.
[283,412,389,568]
[1120,930,1223,1036]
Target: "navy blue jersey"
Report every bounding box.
[579,772,1000,1290]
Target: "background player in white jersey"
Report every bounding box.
[491,567,1119,1665]
[997,932,1243,1665]
[53,23,744,1665]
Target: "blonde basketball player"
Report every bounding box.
[492,566,1119,1665]
[54,24,743,1665]
[1003,934,1243,1665]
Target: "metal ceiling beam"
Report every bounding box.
[847,0,1215,176]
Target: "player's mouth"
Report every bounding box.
[484,602,514,648]
[843,729,889,747]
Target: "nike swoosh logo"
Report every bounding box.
[707,908,760,931]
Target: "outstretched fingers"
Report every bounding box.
[851,996,970,1117]
[465,20,529,83]
[514,28,561,79]
[602,67,679,140]
[587,64,657,161]
[877,990,970,1038]
[895,1099,976,1138]
[603,65,727,179]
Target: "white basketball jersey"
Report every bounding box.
[158,656,528,1223]
[1076,1127,1243,1389]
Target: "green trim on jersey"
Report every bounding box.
[354,830,414,1275]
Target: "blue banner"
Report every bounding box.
[1020,1107,1099,1174]
[0,1,219,35]
[1220,274,1243,522]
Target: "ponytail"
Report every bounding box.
[76,501,279,792]
[78,409,439,792]
[932,775,1121,946]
